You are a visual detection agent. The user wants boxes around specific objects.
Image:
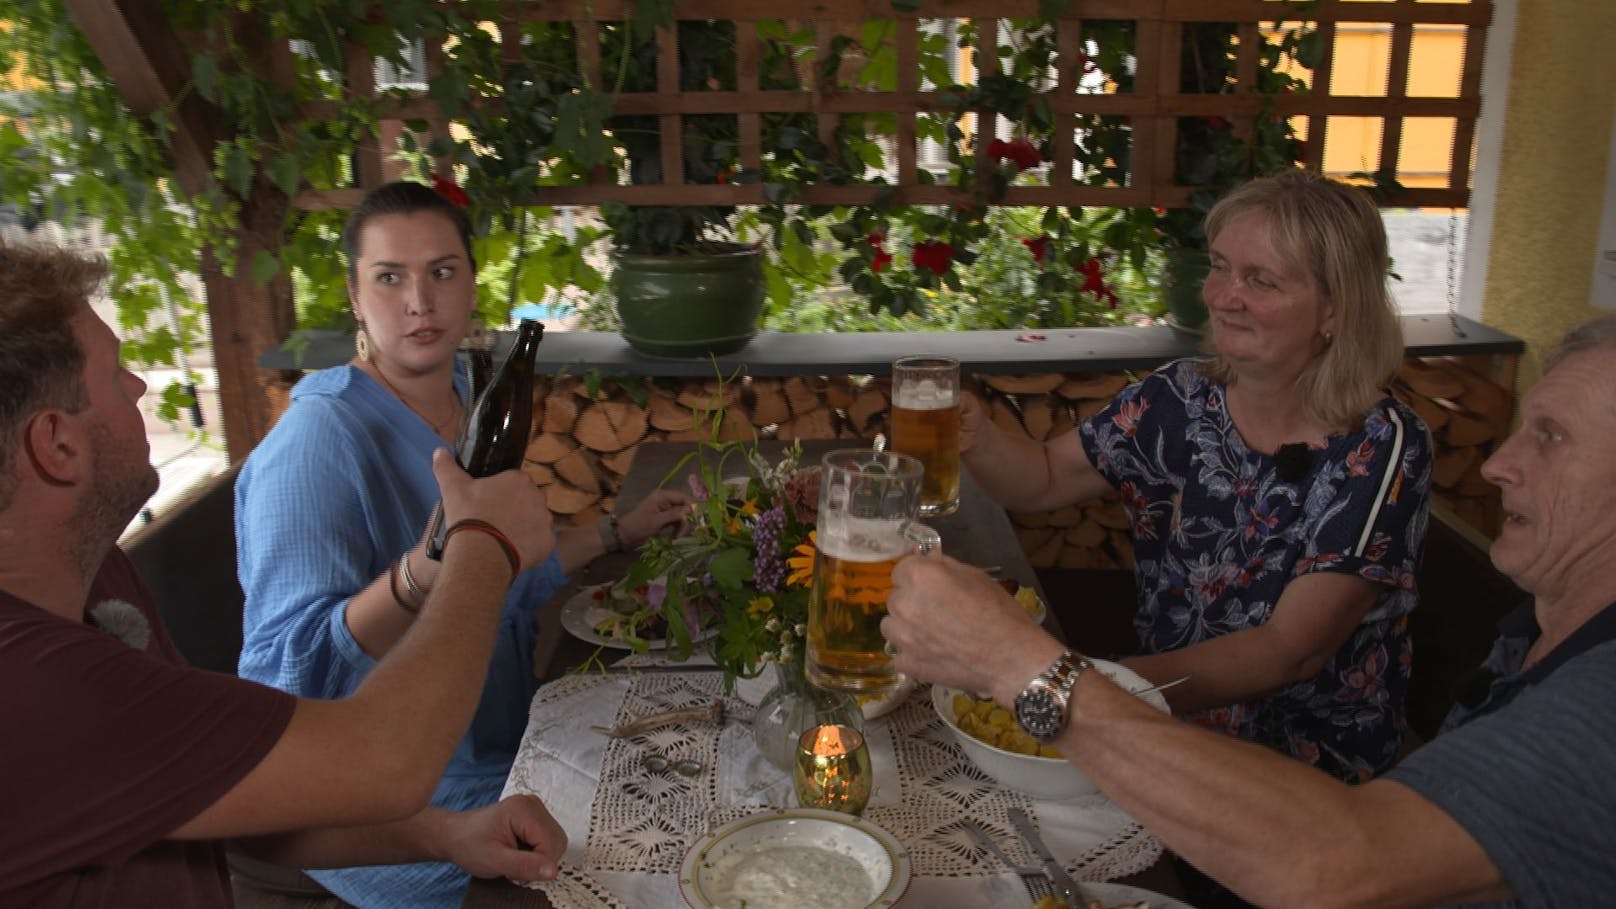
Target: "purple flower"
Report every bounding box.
[646,578,667,610]
[754,505,786,592]
[688,474,710,501]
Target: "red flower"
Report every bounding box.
[1204,116,1231,131]
[986,136,1042,171]
[1078,257,1119,308]
[430,173,470,208]
[1021,235,1051,264]
[912,240,955,275]
[868,233,893,272]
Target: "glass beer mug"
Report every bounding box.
[805,449,923,694]
[889,355,961,517]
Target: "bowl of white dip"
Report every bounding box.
[679,808,911,908]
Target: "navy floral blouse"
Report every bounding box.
[1079,360,1432,781]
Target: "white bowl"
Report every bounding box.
[932,659,1170,800]
[679,808,911,908]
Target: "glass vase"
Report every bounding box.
[752,656,864,773]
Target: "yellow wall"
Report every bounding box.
[1482,0,1616,384]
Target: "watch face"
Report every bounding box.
[1015,686,1064,742]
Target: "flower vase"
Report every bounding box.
[751,657,863,773]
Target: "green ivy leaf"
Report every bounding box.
[192,52,222,103]
[251,250,281,287]
[267,153,302,198]
[218,142,252,198]
[1295,30,1323,70]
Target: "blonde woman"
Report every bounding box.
[960,170,1432,783]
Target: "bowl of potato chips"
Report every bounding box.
[931,659,1169,800]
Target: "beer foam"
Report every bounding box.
[893,381,954,410]
[817,516,911,562]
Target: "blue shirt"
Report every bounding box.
[235,365,566,907]
[1080,360,1433,781]
[1388,600,1616,908]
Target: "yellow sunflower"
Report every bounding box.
[786,531,817,588]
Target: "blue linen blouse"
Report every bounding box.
[235,365,566,907]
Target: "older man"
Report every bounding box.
[885,316,1616,908]
[0,241,566,905]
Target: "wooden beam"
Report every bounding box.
[61,0,225,195]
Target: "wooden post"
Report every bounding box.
[199,179,298,462]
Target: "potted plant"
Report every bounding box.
[596,20,767,358]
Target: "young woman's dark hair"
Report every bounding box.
[341,181,477,282]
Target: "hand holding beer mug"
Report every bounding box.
[806,450,923,694]
[889,355,961,517]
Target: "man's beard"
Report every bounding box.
[66,421,159,575]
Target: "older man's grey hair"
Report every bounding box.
[1545,314,1616,372]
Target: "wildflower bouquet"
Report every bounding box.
[612,439,822,690]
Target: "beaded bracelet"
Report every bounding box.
[387,560,421,615]
[443,519,521,581]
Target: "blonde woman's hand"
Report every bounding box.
[616,488,694,549]
[959,391,994,456]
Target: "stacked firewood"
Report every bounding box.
[1389,356,1513,535]
[523,375,876,527]
[521,359,1511,571]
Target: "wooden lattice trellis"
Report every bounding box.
[292,0,1491,213]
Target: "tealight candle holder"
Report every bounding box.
[793,723,873,816]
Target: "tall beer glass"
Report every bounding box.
[889,355,961,517]
[806,450,923,694]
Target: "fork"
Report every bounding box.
[961,822,1057,905]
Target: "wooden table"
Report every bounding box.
[463,440,1185,907]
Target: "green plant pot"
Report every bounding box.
[611,245,765,358]
[1162,248,1211,335]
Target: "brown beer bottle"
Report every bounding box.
[425,318,544,560]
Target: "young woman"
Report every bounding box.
[235,181,688,907]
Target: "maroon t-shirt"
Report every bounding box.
[0,549,296,907]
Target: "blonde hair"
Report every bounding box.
[1200,170,1404,431]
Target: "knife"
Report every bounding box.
[1007,807,1090,909]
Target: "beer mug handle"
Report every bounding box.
[904,522,942,557]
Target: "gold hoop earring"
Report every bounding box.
[355,322,373,362]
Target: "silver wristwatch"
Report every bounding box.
[1013,650,1091,743]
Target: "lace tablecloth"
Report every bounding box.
[501,669,1161,908]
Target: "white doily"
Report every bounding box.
[502,671,1162,908]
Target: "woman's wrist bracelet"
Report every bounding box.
[443,519,521,582]
[398,550,428,605]
[597,513,624,554]
[388,560,421,615]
